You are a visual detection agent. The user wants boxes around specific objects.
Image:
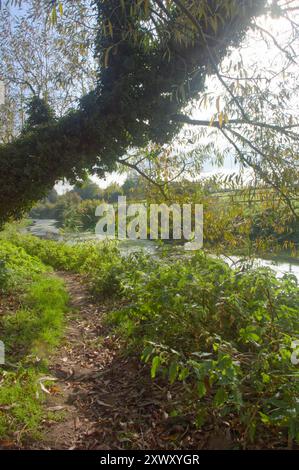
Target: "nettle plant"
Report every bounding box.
[112,252,299,444]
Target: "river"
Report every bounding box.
[25,219,299,281]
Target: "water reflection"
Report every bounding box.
[25,219,299,281]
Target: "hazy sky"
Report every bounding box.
[83,8,298,191]
[4,1,298,191]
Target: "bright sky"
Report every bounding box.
[84,8,298,192]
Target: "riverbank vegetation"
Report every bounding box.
[29,176,299,256]
[0,238,68,440]
[1,229,298,447]
[0,0,298,452]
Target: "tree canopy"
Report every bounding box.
[0,0,269,223]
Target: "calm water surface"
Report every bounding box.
[25,219,299,281]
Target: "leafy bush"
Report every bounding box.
[111,252,299,444]
[3,230,299,444]
[250,207,299,248]
[80,241,131,298]
[0,240,48,295]
[76,199,100,231]
[1,232,87,271]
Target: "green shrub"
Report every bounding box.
[0,240,47,289]
[80,241,128,298]
[0,237,51,312]
[250,207,299,247]
[2,231,126,298]
[1,233,87,271]
[3,230,299,444]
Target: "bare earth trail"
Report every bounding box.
[30,273,230,450]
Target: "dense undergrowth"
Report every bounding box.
[1,229,127,299]
[113,253,299,445]
[1,228,299,447]
[0,239,68,441]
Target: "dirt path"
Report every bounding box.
[30,273,229,450]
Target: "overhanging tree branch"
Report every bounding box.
[220,127,299,219]
[0,0,269,223]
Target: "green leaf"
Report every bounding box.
[213,387,228,406]
[197,381,206,398]
[169,361,178,384]
[261,373,270,384]
[142,344,154,363]
[151,355,160,379]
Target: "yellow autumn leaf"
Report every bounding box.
[51,7,57,25]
